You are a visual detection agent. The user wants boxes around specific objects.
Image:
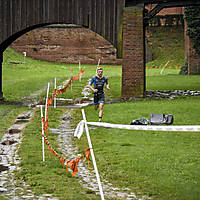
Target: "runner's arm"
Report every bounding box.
[105,77,110,90]
[106,83,110,90]
[89,84,98,93]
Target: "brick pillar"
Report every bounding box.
[121,6,145,99]
[0,52,3,100]
[184,20,200,75]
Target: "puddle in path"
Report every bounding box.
[0,165,9,172]
[1,140,17,145]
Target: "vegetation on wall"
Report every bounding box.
[184,6,200,54]
[148,15,184,27]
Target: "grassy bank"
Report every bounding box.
[146,26,184,68]
[2,48,122,102]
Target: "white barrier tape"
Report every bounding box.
[86,122,200,132]
[74,121,200,139]
[74,120,84,139]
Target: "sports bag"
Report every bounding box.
[149,113,173,125]
[130,118,150,125]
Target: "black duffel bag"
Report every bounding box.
[149,113,173,125]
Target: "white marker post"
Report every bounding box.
[160,61,169,75]
[22,51,26,64]
[45,82,50,123]
[97,59,100,67]
[81,109,105,200]
[79,61,81,82]
[54,78,56,108]
[71,66,73,91]
[40,105,45,162]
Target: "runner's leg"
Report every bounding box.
[99,103,104,122]
[94,93,99,110]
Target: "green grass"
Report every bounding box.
[12,96,200,200]
[75,96,200,200]
[146,68,200,91]
[0,104,27,138]
[3,48,122,102]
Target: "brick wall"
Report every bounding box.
[121,6,144,99]
[145,5,184,15]
[10,26,122,65]
[184,21,200,75]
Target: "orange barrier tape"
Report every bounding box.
[85,148,90,167]
[146,65,182,69]
[41,117,48,136]
[42,134,90,177]
[43,70,85,136]
[40,69,92,176]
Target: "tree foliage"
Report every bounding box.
[184,6,200,54]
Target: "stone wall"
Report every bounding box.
[10,25,122,65]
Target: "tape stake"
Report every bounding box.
[81,109,105,200]
[40,105,45,162]
[160,61,170,75]
[54,78,56,108]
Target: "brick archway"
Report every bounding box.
[10,24,122,65]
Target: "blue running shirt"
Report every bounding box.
[90,76,108,94]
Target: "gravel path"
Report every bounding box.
[0,110,59,200]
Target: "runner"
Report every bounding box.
[89,67,110,122]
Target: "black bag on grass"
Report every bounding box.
[130,118,149,125]
[149,113,173,125]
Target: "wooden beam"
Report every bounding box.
[126,0,200,7]
[0,52,3,100]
